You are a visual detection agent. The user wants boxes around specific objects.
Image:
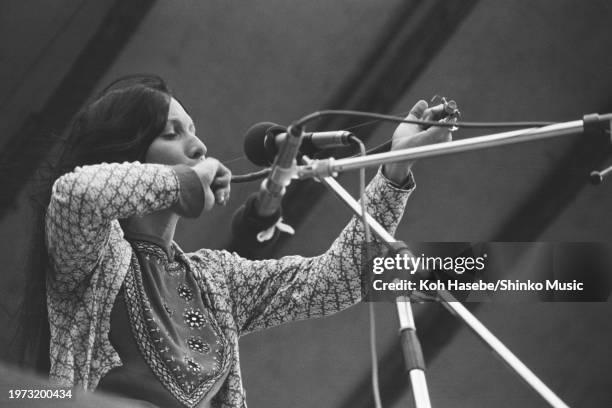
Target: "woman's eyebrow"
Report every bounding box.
[168,118,183,129]
[168,118,195,132]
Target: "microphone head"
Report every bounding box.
[243,122,287,166]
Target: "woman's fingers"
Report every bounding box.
[393,117,454,148]
[203,186,216,211]
[213,184,231,206]
[418,122,453,144]
[393,100,428,141]
[213,163,232,187]
[384,99,454,185]
[408,99,428,120]
[193,158,220,185]
[192,158,232,209]
[212,163,232,205]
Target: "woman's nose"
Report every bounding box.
[188,138,207,160]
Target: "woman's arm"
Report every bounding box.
[45,162,204,292]
[191,99,452,335]
[191,169,413,335]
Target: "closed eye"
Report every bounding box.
[162,132,180,140]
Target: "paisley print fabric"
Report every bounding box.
[45,161,414,407]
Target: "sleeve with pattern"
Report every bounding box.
[45,162,204,292]
[191,170,414,335]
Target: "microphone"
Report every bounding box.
[230,122,352,254]
[244,122,353,166]
[230,122,310,254]
[254,122,305,218]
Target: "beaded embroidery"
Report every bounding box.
[178,284,195,301]
[123,241,231,407]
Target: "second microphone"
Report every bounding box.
[243,122,354,167]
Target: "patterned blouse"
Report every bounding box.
[97,234,232,407]
[45,161,414,407]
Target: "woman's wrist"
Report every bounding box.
[172,165,206,217]
[382,163,412,186]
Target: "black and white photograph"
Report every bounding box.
[1,1,611,407]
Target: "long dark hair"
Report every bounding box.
[15,74,172,373]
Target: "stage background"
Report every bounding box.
[1,1,611,406]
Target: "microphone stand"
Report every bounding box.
[308,170,432,408]
[313,172,569,408]
[297,114,612,179]
[294,113,610,407]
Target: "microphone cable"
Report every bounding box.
[225,109,557,407]
[230,168,270,183]
[229,110,556,183]
[292,109,553,130]
[349,134,383,408]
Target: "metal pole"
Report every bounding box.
[437,295,570,408]
[317,174,570,408]
[319,174,431,408]
[298,120,584,179]
[396,296,432,408]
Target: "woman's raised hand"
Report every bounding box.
[383,100,453,185]
[192,158,232,210]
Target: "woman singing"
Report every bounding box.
[42,75,450,407]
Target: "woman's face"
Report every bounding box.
[145,97,207,166]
